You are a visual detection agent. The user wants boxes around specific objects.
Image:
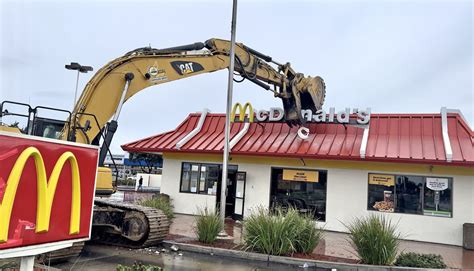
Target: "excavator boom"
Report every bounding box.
[66,38,325,152]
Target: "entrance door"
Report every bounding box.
[215,165,238,218]
[233,172,246,220]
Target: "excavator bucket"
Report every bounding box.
[283,75,326,127]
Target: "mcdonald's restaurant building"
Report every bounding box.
[122,105,474,247]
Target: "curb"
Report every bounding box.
[163,240,458,271]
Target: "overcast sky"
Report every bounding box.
[0,0,472,154]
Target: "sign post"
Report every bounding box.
[0,132,99,270]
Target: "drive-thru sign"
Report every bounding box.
[0,132,98,257]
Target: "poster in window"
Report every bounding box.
[283,169,318,182]
[369,174,395,186]
[372,191,394,213]
[368,174,395,212]
[426,178,448,191]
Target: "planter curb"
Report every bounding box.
[163,240,458,271]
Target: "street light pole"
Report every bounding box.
[219,0,238,234]
[65,62,93,111]
[73,70,80,109]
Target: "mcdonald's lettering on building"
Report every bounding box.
[0,132,98,251]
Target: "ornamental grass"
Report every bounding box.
[344,213,401,265]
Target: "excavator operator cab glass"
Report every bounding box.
[33,117,66,139]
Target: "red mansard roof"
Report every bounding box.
[122,112,474,166]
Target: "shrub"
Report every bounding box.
[194,207,224,244]
[293,212,324,254]
[140,197,174,220]
[395,252,447,268]
[243,207,323,255]
[344,213,400,265]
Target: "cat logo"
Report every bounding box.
[171,61,204,76]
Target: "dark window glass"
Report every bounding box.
[206,165,220,195]
[270,168,327,221]
[180,163,191,191]
[395,175,424,214]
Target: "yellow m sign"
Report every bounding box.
[0,147,81,243]
[231,102,254,123]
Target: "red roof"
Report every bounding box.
[122,112,473,166]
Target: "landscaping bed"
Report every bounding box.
[165,233,359,264]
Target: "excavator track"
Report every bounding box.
[36,199,169,263]
[90,199,170,248]
[36,242,85,264]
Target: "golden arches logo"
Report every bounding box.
[0,147,81,243]
[231,102,254,123]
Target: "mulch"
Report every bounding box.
[164,234,359,264]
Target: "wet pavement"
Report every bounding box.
[169,214,474,270]
[53,244,330,271]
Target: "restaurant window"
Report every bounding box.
[368,173,452,217]
[270,168,327,221]
[180,162,219,195]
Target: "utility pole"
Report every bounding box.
[219,0,238,235]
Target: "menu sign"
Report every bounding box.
[283,169,318,182]
[369,174,395,186]
[426,178,449,191]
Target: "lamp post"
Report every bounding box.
[65,62,93,110]
[219,0,238,235]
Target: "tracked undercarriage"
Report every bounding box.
[37,199,170,263]
[90,199,170,248]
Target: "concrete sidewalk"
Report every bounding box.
[168,214,474,270]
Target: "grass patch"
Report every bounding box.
[140,196,174,220]
[194,207,224,244]
[395,252,447,268]
[243,207,323,255]
[343,213,400,265]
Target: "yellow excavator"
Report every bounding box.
[0,38,326,260]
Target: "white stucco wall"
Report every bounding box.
[160,158,216,215]
[323,169,474,246]
[161,155,473,246]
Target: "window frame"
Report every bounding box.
[179,162,237,195]
[367,172,453,218]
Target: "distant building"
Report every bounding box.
[104,153,162,180]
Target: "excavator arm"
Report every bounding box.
[64,38,325,164]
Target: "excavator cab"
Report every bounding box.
[0,100,116,195]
